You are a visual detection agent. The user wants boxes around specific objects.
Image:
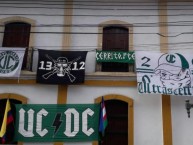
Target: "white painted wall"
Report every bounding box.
[171,95,193,145]
[71,2,160,73]
[0,2,65,72]
[168,2,193,145]
[67,86,163,145]
[0,84,58,104]
[0,2,65,48]
[0,85,58,145]
[1,1,187,145]
[67,2,163,145]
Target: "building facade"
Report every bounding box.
[0,0,193,145]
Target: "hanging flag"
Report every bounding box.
[0,48,25,77]
[14,104,100,142]
[136,51,193,96]
[96,50,135,63]
[0,99,14,144]
[99,96,108,137]
[37,49,88,84]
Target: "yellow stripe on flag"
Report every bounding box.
[0,99,11,137]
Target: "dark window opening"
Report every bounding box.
[102,26,129,72]
[99,99,128,145]
[2,22,31,69]
[0,99,21,144]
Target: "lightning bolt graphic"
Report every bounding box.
[52,113,62,136]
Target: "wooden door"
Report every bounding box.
[100,100,128,145]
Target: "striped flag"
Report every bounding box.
[99,96,108,136]
[0,99,14,144]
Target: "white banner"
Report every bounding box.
[135,51,193,96]
[0,48,25,77]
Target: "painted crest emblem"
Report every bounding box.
[0,51,19,74]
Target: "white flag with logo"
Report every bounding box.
[0,48,25,77]
[135,51,193,96]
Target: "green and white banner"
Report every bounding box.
[136,51,193,96]
[0,48,25,77]
[14,104,100,142]
[96,50,135,63]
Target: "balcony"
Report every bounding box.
[0,48,136,82]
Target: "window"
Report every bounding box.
[100,99,128,145]
[97,21,134,73]
[0,99,21,144]
[2,22,31,69]
[94,95,133,145]
[102,26,130,72]
[0,94,27,145]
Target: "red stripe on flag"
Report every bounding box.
[0,99,14,144]
[103,114,107,120]
[7,112,14,124]
[2,136,6,144]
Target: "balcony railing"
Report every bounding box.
[18,48,136,81]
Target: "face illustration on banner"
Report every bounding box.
[40,54,82,82]
[154,53,191,89]
[37,50,88,84]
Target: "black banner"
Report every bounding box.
[37,49,88,84]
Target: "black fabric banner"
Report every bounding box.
[37,49,88,84]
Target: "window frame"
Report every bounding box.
[0,93,27,145]
[93,94,133,145]
[96,20,134,73]
[0,16,35,71]
[3,22,31,70]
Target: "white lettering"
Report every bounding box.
[64,109,79,137]
[18,109,34,137]
[82,108,94,136]
[36,109,48,137]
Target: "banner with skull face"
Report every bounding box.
[135,51,193,96]
[37,49,88,84]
